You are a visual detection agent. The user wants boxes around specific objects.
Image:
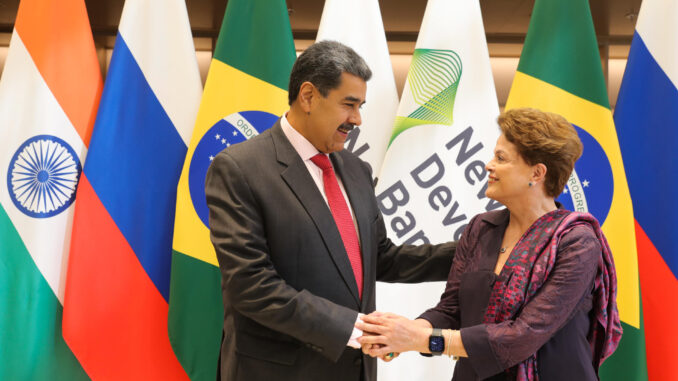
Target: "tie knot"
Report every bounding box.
[311,153,333,171]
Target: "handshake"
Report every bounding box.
[352,311,438,362]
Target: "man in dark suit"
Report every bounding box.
[206,40,456,381]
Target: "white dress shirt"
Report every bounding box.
[280,113,363,348]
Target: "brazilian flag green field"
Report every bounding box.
[505,0,646,379]
[168,1,296,379]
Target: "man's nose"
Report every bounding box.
[349,108,362,127]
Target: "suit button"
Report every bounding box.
[307,344,322,352]
[354,357,362,366]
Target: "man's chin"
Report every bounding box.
[326,143,346,153]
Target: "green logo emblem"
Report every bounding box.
[390,49,462,145]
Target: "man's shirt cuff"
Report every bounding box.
[347,313,364,348]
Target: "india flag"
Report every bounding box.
[0,0,101,378]
[504,0,640,378]
[168,1,296,379]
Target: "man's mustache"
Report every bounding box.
[338,123,356,132]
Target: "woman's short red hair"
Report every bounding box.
[498,108,583,198]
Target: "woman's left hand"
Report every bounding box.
[356,312,431,357]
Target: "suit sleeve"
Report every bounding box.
[374,212,456,282]
[368,165,456,283]
[417,214,481,329]
[206,152,358,362]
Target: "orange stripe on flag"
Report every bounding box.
[14,0,102,146]
[63,175,188,380]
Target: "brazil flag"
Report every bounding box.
[168,1,296,379]
[505,0,647,379]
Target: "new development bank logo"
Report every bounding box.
[377,47,504,243]
[556,125,613,224]
[389,48,462,144]
[7,135,81,218]
[189,111,278,227]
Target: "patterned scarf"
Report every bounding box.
[483,210,622,381]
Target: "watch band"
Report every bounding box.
[428,328,445,356]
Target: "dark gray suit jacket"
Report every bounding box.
[206,121,456,381]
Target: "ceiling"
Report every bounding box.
[0,0,642,57]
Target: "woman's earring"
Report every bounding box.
[528,182,533,187]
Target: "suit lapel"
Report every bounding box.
[271,124,361,305]
[331,152,373,310]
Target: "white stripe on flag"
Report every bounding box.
[635,0,678,88]
[565,170,589,213]
[119,0,202,146]
[316,0,399,176]
[223,113,260,139]
[0,33,87,302]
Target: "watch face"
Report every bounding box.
[429,335,445,353]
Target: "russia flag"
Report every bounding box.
[614,0,678,380]
[62,0,202,379]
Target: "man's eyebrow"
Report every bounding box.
[344,96,366,106]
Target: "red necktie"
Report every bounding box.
[311,153,363,298]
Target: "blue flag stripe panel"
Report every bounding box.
[84,33,187,301]
[615,31,678,280]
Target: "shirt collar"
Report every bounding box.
[280,112,323,161]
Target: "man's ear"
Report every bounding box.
[298,81,315,114]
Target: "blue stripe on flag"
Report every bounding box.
[615,31,678,279]
[84,33,187,301]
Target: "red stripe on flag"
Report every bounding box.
[63,175,188,380]
[14,0,102,146]
[635,221,678,381]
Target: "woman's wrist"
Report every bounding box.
[416,327,469,357]
[414,318,433,329]
[444,329,453,357]
[417,326,433,353]
[414,319,434,353]
[443,329,468,358]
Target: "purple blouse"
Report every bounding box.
[420,208,601,380]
